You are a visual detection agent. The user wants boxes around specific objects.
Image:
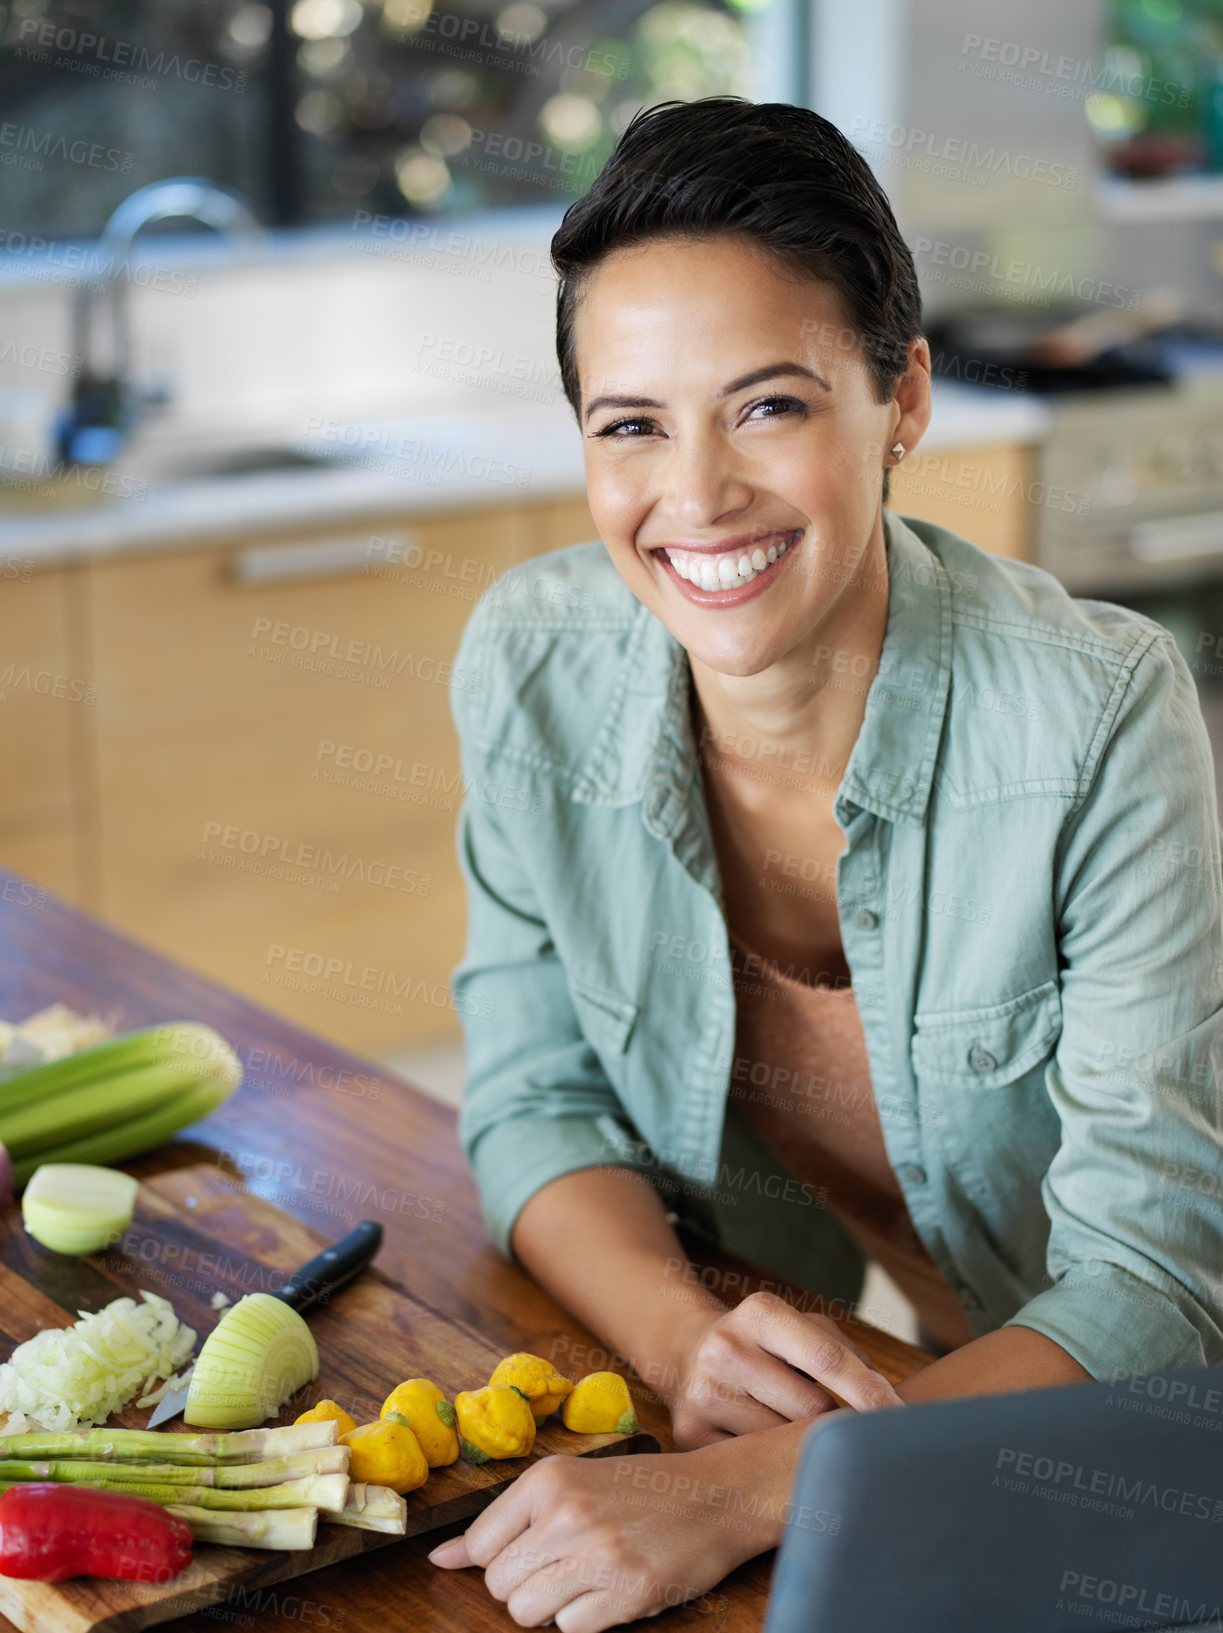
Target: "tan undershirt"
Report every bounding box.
[726,924,977,1353]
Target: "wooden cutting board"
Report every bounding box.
[0,1163,658,1633]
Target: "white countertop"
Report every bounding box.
[1,382,1056,568]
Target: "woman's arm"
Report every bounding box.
[895,1323,1091,1401]
[511,1165,725,1398]
[512,1166,904,1439]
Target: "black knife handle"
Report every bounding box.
[272,1220,383,1313]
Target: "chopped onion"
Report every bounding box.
[22,1163,138,1255]
[184,1294,318,1430]
[0,1290,195,1431]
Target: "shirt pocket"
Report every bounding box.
[569,975,639,1058]
[911,976,1063,1089]
[909,976,1064,1253]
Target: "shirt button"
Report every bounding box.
[897,1163,927,1187]
[968,1044,997,1073]
[664,1211,679,1225]
[958,1285,983,1311]
[852,908,879,931]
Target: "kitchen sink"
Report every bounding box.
[117,442,335,484]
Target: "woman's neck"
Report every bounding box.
[687,519,891,807]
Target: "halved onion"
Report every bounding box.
[22,1163,138,1255]
[184,1293,319,1430]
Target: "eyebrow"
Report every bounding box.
[582,362,832,423]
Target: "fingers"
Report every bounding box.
[730,1294,905,1413]
[555,1588,652,1632]
[427,1534,472,1568]
[686,1352,835,1432]
[449,1463,544,1570]
[510,1557,658,1631]
[509,1566,609,1630]
[485,1531,570,1606]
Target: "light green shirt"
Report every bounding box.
[448,507,1223,1379]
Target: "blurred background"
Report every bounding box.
[6,0,1223,1337]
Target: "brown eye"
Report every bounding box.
[745,396,807,420]
[592,417,657,438]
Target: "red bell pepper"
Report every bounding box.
[0,1484,193,1583]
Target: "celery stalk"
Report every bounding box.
[0,1028,206,1113]
[0,1471,349,1512]
[324,1482,407,1535]
[1,1064,207,1157]
[0,1423,339,1464]
[10,1083,230,1188]
[0,1022,241,1183]
[0,1448,348,1487]
[168,1504,318,1550]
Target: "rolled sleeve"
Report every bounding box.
[1004,630,1223,1377]
[448,626,653,1261]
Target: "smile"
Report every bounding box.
[651,530,802,604]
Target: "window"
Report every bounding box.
[1094,0,1223,178]
[1,0,800,239]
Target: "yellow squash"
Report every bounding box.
[341,1411,429,1493]
[294,1398,357,1438]
[488,1352,573,1422]
[562,1371,638,1435]
[381,1377,460,1467]
[453,1384,537,1462]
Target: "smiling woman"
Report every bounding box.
[434,97,1223,1630]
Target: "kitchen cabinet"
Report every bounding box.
[0,565,90,905]
[0,500,562,1058]
[77,501,554,1056]
[888,442,1032,561]
[543,493,599,551]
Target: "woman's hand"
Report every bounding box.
[665,1290,904,1449]
[428,1442,782,1631]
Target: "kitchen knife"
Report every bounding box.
[146,1218,383,1427]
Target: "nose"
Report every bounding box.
[660,430,754,530]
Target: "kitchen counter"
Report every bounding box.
[0,868,933,1632]
[0,382,1055,569]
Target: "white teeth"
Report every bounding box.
[666,533,794,593]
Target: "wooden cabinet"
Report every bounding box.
[544,494,599,552]
[887,442,1032,561]
[75,501,553,1056]
[0,565,90,907]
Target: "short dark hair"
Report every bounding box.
[550,97,923,503]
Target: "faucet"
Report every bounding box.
[57,177,264,467]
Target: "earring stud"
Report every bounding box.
[890,441,905,460]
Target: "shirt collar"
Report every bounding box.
[571,508,953,831]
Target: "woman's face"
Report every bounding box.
[574,234,931,678]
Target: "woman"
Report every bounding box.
[430,97,1223,1627]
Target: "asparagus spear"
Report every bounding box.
[168,1504,319,1550]
[0,1423,338,1464]
[324,1482,408,1536]
[0,1448,348,1487]
[0,1471,350,1513]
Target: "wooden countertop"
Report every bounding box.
[0,869,933,1631]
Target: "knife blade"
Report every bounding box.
[146,1218,383,1428]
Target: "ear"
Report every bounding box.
[890,335,933,459]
